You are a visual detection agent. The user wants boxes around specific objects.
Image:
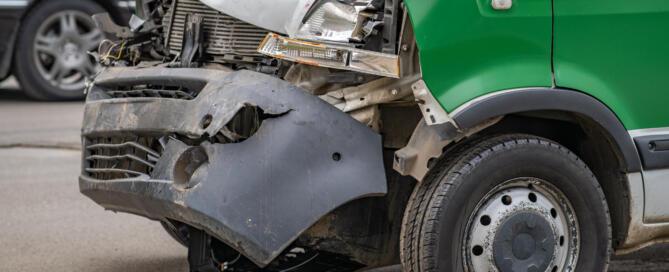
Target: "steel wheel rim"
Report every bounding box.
[32,10,102,92]
[463,178,580,272]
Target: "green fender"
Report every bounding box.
[404,0,553,112]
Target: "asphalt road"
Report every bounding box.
[0,78,82,150]
[0,77,668,271]
[0,78,188,272]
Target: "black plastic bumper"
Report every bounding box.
[79,68,387,267]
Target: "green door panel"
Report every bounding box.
[404,0,553,112]
[554,1,669,130]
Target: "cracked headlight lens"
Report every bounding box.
[258,33,399,78]
[295,0,374,42]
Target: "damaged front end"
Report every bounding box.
[80,67,387,267]
[81,0,434,270]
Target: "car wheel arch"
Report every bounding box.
[397,87,639,250]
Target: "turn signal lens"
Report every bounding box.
[258,33,399,78]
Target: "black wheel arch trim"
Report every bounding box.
[449,87,642,172]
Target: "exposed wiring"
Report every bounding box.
[210,246,241,271]
[97,39,113,55]
[278,252,319,272]
[221,253,242,271]
[98,39,128,61]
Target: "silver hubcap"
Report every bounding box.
[33,10,102,91]
[464,178,579,272]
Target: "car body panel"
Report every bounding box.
[553,1,669,230]
[554,0,669,130]
[80,67,388,267]
[0,0,32,79]
[404,0,553,113]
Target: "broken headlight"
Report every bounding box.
[258,33,399,78]
[295,0,378,43]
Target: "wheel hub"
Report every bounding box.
[62,42,84,66]
[464,178,579,272]
[494,212,556,272]
[63,42,79,53]
[32,10,102,91]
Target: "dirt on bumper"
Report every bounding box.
[79,67,387,267]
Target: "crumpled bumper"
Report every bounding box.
[79,67,387,267]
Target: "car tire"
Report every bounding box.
[400,134,611,272]
[14,0,105,100]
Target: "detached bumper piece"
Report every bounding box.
[80,68,387,267]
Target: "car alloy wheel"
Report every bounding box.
[32,10,102,92]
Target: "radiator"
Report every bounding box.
[164,0,269,57]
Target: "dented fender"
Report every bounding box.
[79,68,387,267]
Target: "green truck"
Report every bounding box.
[80,0,669,271]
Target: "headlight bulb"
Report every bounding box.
[295,0,376,43]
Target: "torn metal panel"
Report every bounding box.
[350,105,381,132]
[84,68,297,137]
[283,65,416,129]
[319,76,415,112]
[80,67,387,267]
[395,14,453,127]
[179,14,205,67]
[394,116,502,181]
[283,63,343,95]
[411,79,455,126]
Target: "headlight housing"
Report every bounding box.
[295,0,377,43]
[258,33,399,78]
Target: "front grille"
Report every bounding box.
[95,77,206,100]
[164,0,270,57]
[101,83,203,100]
[84,136,163,180]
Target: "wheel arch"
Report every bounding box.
[450,87,641,172]
[453,88,639,249]
[397,87,641,249]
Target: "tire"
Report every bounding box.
[400,134,611,272]
[14,0,105,100]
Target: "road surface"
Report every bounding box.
[0,79,188,272]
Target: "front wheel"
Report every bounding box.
[401,134,611,272]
